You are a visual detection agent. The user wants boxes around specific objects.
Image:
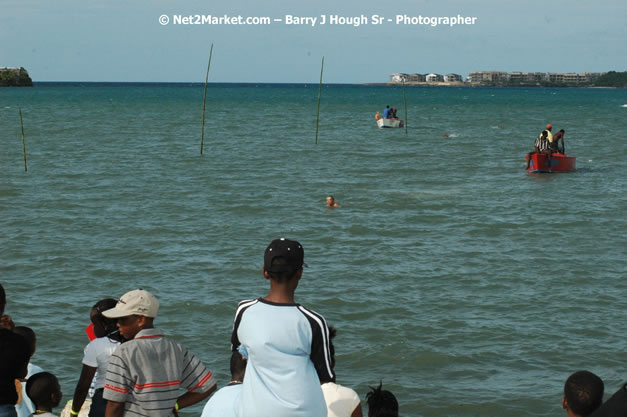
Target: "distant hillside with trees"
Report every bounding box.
[594,71,627,87]
[0,67,33,87]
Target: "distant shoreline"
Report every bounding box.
[365,82,621,88]
[23,81,622,88]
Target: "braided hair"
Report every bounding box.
[92,298,125,343]
[366,381,399,417]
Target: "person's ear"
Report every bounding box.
[262,268,271,280]
[51,387,62,405]
[562,397,568,411]
[137,315,147,327]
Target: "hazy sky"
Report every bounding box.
[1,0,625,83]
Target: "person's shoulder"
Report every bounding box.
[200,384,242,417]
[322,381,360,398]
[27,362,44,377]
[590,383,627,417]
[295,304,331,331]
[91,335,121,348]
[296,304,326,319]
[237,298,259,307]
[235,298,261,314]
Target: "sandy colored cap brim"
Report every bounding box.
[102,289,159,319]
[102,306,139,318]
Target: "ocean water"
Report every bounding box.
[1,84,626,416]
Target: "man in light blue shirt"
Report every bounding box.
[231,238,334,417]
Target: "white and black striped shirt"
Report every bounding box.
[534,135,550,152]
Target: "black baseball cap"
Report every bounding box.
[264,238,306,273]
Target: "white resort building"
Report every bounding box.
[425,73,444,83]
[444,73,463,83]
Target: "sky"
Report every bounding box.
[1,0,626,83]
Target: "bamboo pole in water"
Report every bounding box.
[19,106,27,171]
[315,56,324,144]
[402,80,408,136]
[200,43,214,156]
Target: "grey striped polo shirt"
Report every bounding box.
[104,328,216,417]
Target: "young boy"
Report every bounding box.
[366,382,398,417]
[200,350,247,417]
[231,238,335,417]
[25,372,62,417]
[562,371,604,417]
[13,326,45,417]
[101,289,216,417]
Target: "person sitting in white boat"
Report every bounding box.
[382,106,391,118]
[375,111,381,121]
[391,108,398,119]
[525,130,552,169]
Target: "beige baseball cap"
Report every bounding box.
[102,289,159,318]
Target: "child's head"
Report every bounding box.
[91,298,118,338]
[26,372,62,411]
[563,371,604,417]
[102,289,159,340]
[230,350,247,382]
[263,238,305,283]
[0,328,30,381]
[13,326,36,359]
[366,382,399,417]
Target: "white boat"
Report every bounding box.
[376,118,404,128]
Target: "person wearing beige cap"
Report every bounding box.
[101,289,217,417]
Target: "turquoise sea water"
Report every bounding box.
[1,84,626,416]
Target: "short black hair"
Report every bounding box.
[230,350,247,380]
[13,326,36,357]
[564,370,604,417]
[366,382,399,417]
[26,372,59,409]
[267,257,300,283]
[92,299,118,329]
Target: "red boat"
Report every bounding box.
[526,153,576,173]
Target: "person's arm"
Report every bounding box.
[71,364,97,414]
[179,347,218,411]
[351,403,364,417]
[175,384,217,410]
[300,307,335,383]
[105,400,125,417]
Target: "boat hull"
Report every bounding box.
[526,153,576,173]
[377,118,404,128]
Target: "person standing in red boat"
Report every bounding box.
[551,129,566,154]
